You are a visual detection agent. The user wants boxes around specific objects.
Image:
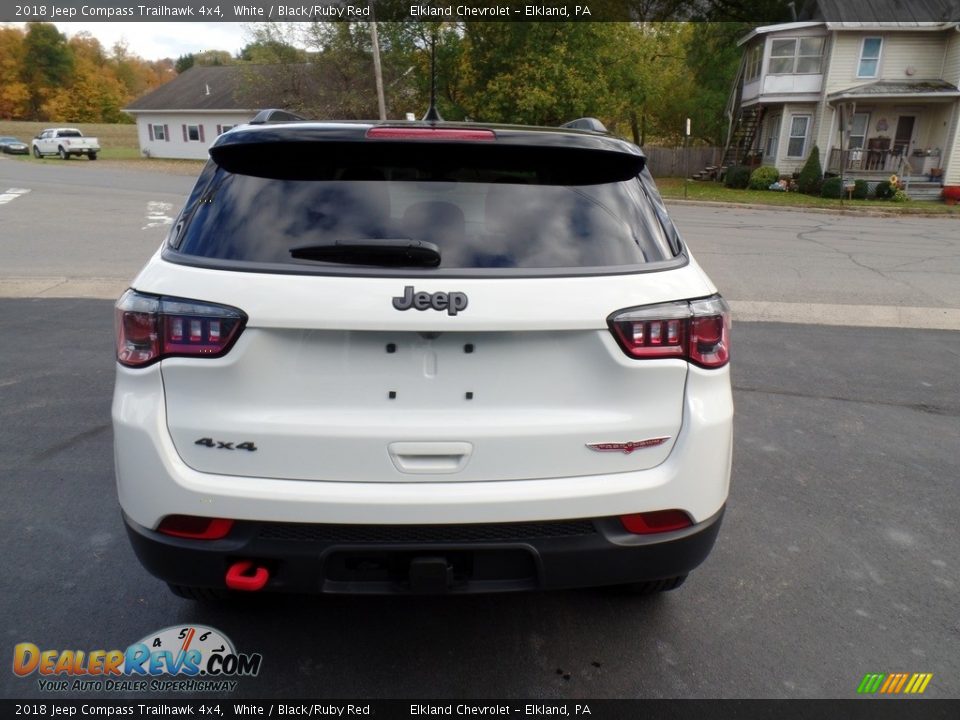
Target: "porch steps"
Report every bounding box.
[905,182,944,201]
[690,165,720,181]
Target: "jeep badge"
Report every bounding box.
[392,286,468,316]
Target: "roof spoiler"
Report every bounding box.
[560,117,608,133]
[249,109,307,124]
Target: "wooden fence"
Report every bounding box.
[642,146,722,178]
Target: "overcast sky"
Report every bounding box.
[13,22,257,61]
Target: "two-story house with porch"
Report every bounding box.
[725,1,960,199]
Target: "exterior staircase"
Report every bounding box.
[721,105,764,169]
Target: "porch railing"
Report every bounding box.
[827,148,906,174]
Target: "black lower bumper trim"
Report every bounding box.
[123,508,724,595]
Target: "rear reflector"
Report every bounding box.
[366,127,496,141]
[157,516,234,540]
[608,296,730,368]
[620,510,692,535]
[115,290,246,368]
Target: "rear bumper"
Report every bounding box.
[113,363,732,528]
[124,508,724,595]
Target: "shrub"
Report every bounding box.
[820,176,843,198]
[874,180,895,200]
[853,179,869,200]
[724,165,751,189]
[748,166,781,190]
[797,146,823,195]
[892,189,909,203]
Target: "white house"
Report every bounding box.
[123,65,263,160]
[725,0,960,197]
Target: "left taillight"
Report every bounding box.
[115,290,247,368]
[608,295,731,369]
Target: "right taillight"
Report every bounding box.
[608,296,730,369]
[115,290,247,368]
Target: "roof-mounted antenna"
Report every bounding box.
[422,31,443,122]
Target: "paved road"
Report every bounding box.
[672,203,960,329]
[1,159,958,700]
[0,156,192,296]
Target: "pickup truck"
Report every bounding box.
[32,128,100,160]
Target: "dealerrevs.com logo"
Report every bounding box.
[13,625,262,693]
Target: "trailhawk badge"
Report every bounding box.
[587,437,671,454]
[393,286,468,316]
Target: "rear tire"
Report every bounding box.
[33,146,41,159]
[88,152,97,161]
[614,575,687,595]
[58,146,69,160]
[167,583,231,602]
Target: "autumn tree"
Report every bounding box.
[20,22,74,119]
[0,26,30,119]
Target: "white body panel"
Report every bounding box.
[114,364,732,528]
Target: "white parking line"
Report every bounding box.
[0,188,30,205]
[143,201,174,229]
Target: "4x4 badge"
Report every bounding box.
[392,286,468,316]
[587,437,670,454]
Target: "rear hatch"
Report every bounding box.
[144,125,716,483]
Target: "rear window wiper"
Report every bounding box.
[290,239,441,268]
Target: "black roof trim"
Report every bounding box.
[210,120,643,159]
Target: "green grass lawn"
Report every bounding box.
[0,120,205,173]
[655,177,960,216]
[0,120,140,160]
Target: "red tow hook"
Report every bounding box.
[225,560,270,592]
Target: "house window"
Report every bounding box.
[219,125,235,135]
[152,124,166,141]
[187,125,201,141]
[787,115,810,158]
[858,38,882,78]
[848,112,869,150]
[768,37,824,74]
[746,44,762,82]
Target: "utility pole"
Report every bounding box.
[369,2,386,120]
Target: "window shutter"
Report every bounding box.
[164,125,170,142]
[148,124,154,142]
[199,125,205,143]
[182,125,187,142]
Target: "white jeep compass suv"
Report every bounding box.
[113,115,732,598]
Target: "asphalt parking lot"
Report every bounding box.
[1,299,957,699]
[0,157,958,700]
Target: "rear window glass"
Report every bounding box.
[174,159,676,273]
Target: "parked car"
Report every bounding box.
[113,113,733,599]
[31,128,100,160]
[0,136,29,155]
